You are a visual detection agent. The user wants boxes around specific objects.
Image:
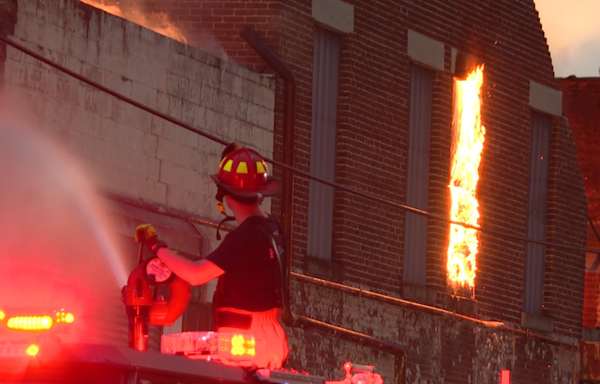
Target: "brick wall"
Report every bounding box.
[96,0,587,382]
[559,77,600,334]
[1,0,591,382]
[559,78,600,225]
[172,0,586,382]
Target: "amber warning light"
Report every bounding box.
[161,331,262,360]
[26,344,40,357]
[0,343,41,358]
[220,334,256,357]
[1,309,75,332]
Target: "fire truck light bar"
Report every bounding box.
[1,309,75,332]
[6,315,54,331]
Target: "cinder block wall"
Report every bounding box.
[1,0,275,224]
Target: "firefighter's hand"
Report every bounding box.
[135,224,168,253]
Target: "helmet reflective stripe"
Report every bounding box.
[222,159,234,172]
[236,162,248,174]
[256,162,266,174]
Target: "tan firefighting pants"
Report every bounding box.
[216,307,289,369]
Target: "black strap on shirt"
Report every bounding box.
[253,217,287,312]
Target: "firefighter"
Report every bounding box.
[135,143,289,369]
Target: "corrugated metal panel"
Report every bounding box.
[307,27,340,260]
[403,64,434,285]
[523,111,551,314]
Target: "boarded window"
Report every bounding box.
[523,111,551,314]
[307,27,340,260]
[403,64,434,285]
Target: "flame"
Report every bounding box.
[446,64,486,296]
[80,0,188,44]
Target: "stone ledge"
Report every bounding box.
[303,256,345,282]
[443,293,477,317]
[402,284,437,307]
[521,312,555,333]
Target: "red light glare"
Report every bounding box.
[0,309,5,321]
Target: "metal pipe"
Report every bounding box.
[240,28,296,326]
[293,272,578,350]
[103,191,234,232]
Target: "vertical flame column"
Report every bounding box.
[446,65,486,298]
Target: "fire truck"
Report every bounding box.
[0,252,382,384]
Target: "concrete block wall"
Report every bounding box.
[1,0,275,232]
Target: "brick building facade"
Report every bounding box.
[558,77,600,369]
[131,1,589,381]
[0,0,595,383]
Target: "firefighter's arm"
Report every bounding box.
[155,247,224,286]
[135,224,224,286]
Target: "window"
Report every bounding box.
[523,111,551,314]
[306,27,341,260]
[403,64,434,285]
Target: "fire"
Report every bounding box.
[446,64,486,297]
[80,1,188,44]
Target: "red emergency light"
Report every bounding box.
[500,369,510,384]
